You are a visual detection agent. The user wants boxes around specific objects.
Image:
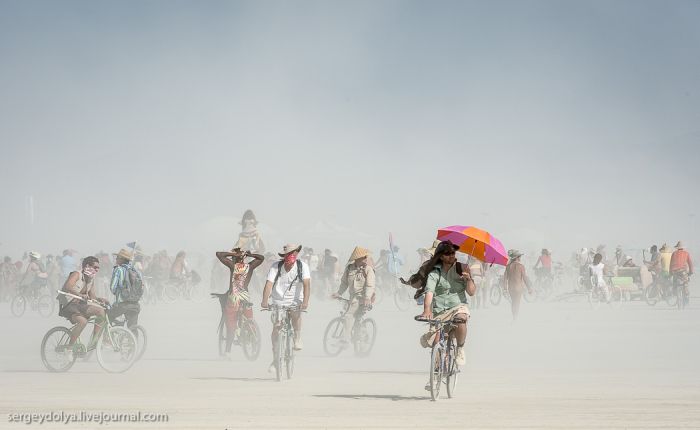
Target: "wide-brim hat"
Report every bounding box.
[348,246,371,262]
[426,240,443,256]
[28,251,41,260]
[434,240,460,256]
[509,249,524,259]
[675,241,684,249]
[114,248,133,261]
[278,244,302,257]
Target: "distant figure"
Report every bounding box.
[622,256,637,268]
[235,210,265,254]
[60,249,76,278]
[503,250,532,321]
[659,244,673,275]
[533,248,552,277]
[670,241,694,306]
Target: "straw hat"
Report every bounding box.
[28,251,41,260]
[278,244,302,257]
[114,248,133,261]
[675,241,684,249]
[426,240,443,256]
[510,249,523,259]
[348,246,371,262]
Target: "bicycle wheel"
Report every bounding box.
[446,339,458,399]
[217,317,226,357]
[240,319,261,361]
[393,287,412,311]
[41,326,77,372]
[37,294,55,317]
[429,344,442,401]
[161,284,179,304]
[489,285,502,306]
[663,287,678,307]
[275,331,285,382]
[322,317,345,357]
[10,295,26,317]
[134,326,147,361]
[353,318,377,357]
[644,285,659,306]
[96,326,138,373]
[285,331,295,380]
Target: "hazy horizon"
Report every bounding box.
[1,0,699,259]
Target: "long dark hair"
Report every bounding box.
[401,241,457,288]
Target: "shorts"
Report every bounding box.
[419,304,470,348]
[60,301,92,322]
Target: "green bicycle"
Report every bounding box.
[40,292,138,373]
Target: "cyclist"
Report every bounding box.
[170,251,190,283]
[670,241,694,306]
[19,251,48,297]
[417,240,475,367]
[107,249,142,332]
[533,248,552,281]
[261,244,310,372]
[331,247,375,346]
[590,253,610,301]
[59,256,108,351]
[0,256,18,301]
[215,247,264,359]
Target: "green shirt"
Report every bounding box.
[425,263,468,315]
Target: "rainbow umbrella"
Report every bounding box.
[437,225,509,266]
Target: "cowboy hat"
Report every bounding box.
[114,248,133,261]
[348,246,371,262]
[278,244,302,257]
[28,251,41,260]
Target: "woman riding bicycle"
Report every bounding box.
[59,256,109,351]
[417,240,476,367]
[215,247,264,359]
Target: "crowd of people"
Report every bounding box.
[1,208,695,384]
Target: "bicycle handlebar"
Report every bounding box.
[56,290,109,310]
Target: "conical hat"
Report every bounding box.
[348,246,371,262]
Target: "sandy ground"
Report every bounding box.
[1,288,699,430]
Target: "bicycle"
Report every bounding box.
[263,304,302,382]
[323,297,376,357]
[211,293,261,361]
[488,276,510,306]
[415,315,462,401]
[644,274,677,307]
[11,284,54,317]
[588,276,622,310]
[672,272,690,310]
[110,316,147,361]
[161,272,205,304]
[40,292,138,373]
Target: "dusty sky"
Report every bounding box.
[1,0,699,261]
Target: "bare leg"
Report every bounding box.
[509,287,522,321]
[70,315,87,344]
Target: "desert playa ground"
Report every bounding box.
[2,292,699,429]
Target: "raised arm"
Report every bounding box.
[246,252,264,270]
[216,251,236,270]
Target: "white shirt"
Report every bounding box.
[267,260,311,306]
[590,263,606,287]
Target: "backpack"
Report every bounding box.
[273,260,304,291]
[403,261,464,300]
[119,265,144,302]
